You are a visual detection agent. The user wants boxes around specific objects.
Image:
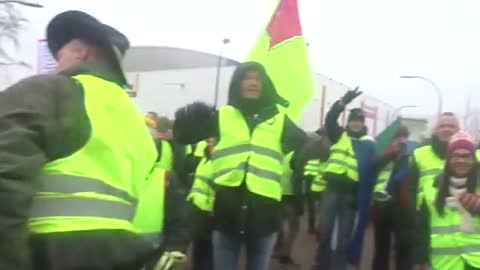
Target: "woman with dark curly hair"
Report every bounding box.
[414,131,480,270]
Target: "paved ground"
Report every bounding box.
[181,216,377,270]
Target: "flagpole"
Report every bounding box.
[213,38,231,108]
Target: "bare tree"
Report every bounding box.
[0,1,42,67]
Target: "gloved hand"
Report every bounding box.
[154,251,186,270]
[185,102,215,119]
[174,102,215,126]
[340,86,362,105]
[459,192,480,214]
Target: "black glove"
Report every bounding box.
[173,102,215,143]
[185,102,215,120]
[340,86,362,105]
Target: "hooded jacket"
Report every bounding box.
[174,62,307,236]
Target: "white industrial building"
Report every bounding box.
[124,46,397,136]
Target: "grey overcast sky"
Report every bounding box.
[14,0,480,116]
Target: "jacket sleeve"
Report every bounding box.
[281,117,308,172]
[414,198,431,264]
[281,116,307,154]
[184,155,202,174]
[162,173,191,252]
[0,75,86,270]
[369,149,398,176]
[173,102,218,144]
[325,101,345,144]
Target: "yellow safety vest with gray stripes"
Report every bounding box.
[375,162,394,192]
[424,185,480,269]
[324,132,367,181]
[414,145,444,207]
[29,74,157,234]
[305,159,326,192]
[188,158,215,211]
[212,106,285,201]
[132,167,166,248]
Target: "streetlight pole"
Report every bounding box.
[213,38,231,108]
[399,75,443,116]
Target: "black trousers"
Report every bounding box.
[30,230,153,270]
[372,200,414,270]
[192,238,213,270]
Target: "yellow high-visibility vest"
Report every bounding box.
[188,158,215,211]
[212,106,285,201]
[29,74,157,234]
[424,185,480,269]
[157,140,173,170]
[304,159,326,193]
[281,152,294,196]
[194,141,208,158]
[414,145,445,208]
[375,162,394,192]
[132,167,166,248]
[324,132,369,182]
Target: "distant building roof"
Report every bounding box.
[123,46,240,72]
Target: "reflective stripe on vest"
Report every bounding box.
[311,162,327,193]
[157,140,173,170]
[37,174,137,204]
[424,185,480,269]
[188,159,215,211]
[32,174,137,220]
[213,106,284,201]
[30,74,157,234]
[212,161,281,183]
[31,196,135,220]
[324,132,363,181]
[213,144,283,163]
[304,159,321,176]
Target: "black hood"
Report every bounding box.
[227,61,288,115]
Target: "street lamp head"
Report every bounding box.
[222,38,231,44]
[400,75,418,79]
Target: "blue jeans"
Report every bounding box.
[312,188,357,270]
[212,230,277,270]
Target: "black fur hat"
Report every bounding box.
[46,10,129,85]
[348,108,365,123]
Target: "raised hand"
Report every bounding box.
[340,86,362,105]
